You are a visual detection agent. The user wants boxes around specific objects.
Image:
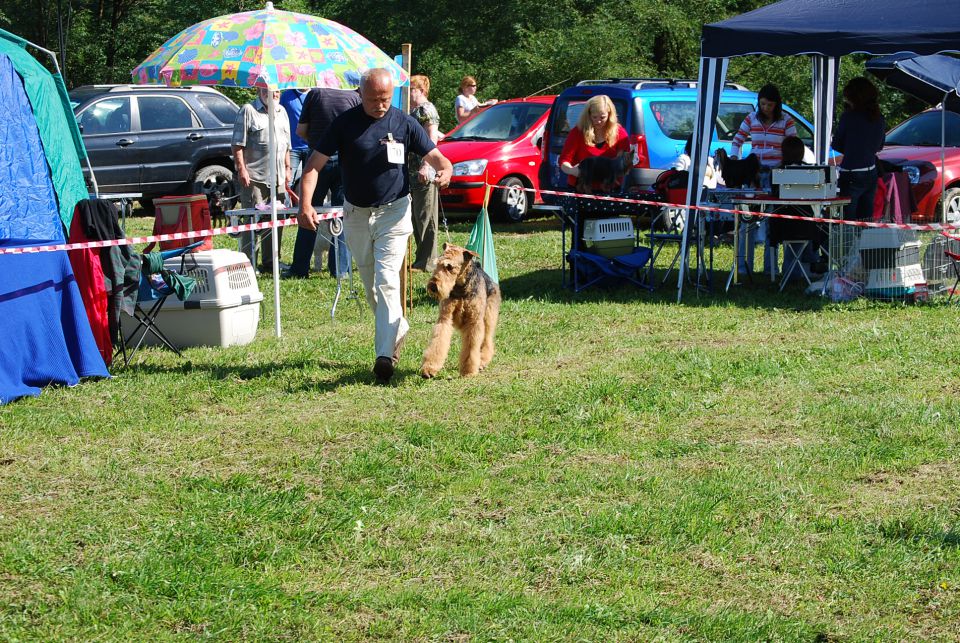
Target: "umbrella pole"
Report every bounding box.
[943,91,949,224]
[268,90,282,338]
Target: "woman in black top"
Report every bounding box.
[832,77,886,220]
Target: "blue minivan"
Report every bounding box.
[539,78,818,194]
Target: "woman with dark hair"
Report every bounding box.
[730,83,798,167]
[832,76,886,220]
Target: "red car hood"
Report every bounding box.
[878,145,960,164]
[437,139,519,163]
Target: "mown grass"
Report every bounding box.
[1,211,959,641]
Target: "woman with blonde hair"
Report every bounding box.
[455,75,497,123]
[559,94,631,192]
[408,74,442,270]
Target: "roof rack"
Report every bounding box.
[71,84,220,93]
[575,78,749,91]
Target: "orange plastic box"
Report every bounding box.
[150,194,212,251]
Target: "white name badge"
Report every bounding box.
[386,141,405,165]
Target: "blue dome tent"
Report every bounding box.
[0,28,109,404]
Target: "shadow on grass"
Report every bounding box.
[122,356,379,392]
[497,265,829,312]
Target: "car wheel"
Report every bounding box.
[493,176,529,223]
[193,164,237,204]
[941,187,960,224]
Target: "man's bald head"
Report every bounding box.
[360,68,394,119]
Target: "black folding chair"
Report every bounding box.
[117,242,202,366]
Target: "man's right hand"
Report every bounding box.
[238,167,252,188]
[297,204,318,231]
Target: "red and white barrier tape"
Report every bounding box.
[504,184,960,233]
[0,210,341,255]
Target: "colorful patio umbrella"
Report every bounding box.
[132,3,407,90]
[132,2,407,338]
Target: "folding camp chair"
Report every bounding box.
[568,247,654,293]
[117,242,203,366]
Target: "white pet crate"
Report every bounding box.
[582,217,635,257]
[138,249,263,348]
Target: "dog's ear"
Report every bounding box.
[462,248,478,264]
[442,242,451,252]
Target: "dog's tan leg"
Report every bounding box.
[479,290,500,370]
[458,316,484,376]
[420,302,455,378]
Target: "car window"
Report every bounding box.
[195,93,238,125]
[648,101,757,142]
[448,103,550,142]
[78,97,131,135]
[138,96,196,131]
[550,97,628,138]
[886,110,960,147]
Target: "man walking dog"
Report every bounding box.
[298,68,453,384]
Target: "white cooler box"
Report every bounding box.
[141,249,263,348]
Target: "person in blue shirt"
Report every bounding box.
[298,68,453,384]
[279,88,311,187]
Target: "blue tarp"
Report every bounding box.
[0,53,108,404]
[866,54,960,112]
[702,0,960,59]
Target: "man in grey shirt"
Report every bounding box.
[232,87,292,273]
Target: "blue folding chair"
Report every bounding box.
[568,247,654,293]
[117,242,203,366]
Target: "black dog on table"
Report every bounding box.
[575,149,633,195]
[715,148,761,189]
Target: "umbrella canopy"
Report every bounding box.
[866,53,960,112]
[131,3,407,90]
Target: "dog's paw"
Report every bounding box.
[420,364,439,379]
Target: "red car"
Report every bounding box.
[877,108,960,224]
[438,95,555,223]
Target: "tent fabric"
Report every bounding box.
[702,0,960,59]
[0,51,108,404]
[0,29,89,230]
[866,54,960,112]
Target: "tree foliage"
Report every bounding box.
[4,0,920,131]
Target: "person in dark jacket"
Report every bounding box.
[832,77,886,220]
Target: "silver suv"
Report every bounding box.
[70,84,240,203]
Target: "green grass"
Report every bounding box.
[2,211,959,641]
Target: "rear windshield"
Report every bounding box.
[886,110,960,147]
[447,102,549,142]
[549,97,630,141]
[195,92,240,125]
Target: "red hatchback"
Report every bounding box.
[438,95,555,222]
[877,108,960,224]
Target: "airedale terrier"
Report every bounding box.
[421,243,501,378]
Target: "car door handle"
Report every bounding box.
[187,132,204,141]
[116,139,135,147]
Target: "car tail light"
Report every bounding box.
[630,133,649,168]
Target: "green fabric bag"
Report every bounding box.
[466,202,499,284]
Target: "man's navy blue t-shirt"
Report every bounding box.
[315,106,435,207]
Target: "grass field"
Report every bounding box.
[2,211,959,641]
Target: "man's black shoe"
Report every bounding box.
[373,356,394,385]
[281,268,308,279]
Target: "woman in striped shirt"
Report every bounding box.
[730,84,797,167]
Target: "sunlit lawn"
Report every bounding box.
[1,209,959,641]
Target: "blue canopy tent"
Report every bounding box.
[0,31,109,403]
[679,0,960,300]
